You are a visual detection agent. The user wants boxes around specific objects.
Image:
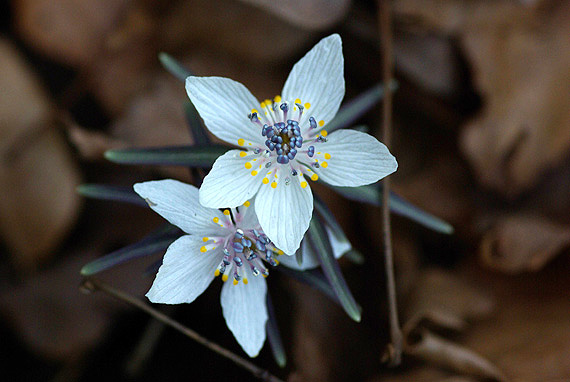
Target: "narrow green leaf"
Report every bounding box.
[276,266,339,305]
[104,145,229,167]
[343,249,365,265]
[184,101,211,146]
[81,225,181,276]
[77,184,147,206]
[308,216,362,322]
[326,80,399,133]
[328,184,454,234]
[158,52,192,82]
[265,292,286,368]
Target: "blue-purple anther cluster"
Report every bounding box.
[250,102,319,165]
[220,227,278,282]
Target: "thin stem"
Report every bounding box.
[378,0,403,366]
[81,278,285,382]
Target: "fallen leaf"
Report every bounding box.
[0,38,81,271]
[480,214,570,273]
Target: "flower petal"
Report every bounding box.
[279,226,351,270]
[313,129,397,187]
[134,179,225,236]
[281,34,344,127]
[146,235,221,304]
[220,273,268,357]
[199,150,267,208]
[186,76,264,147]
[235,199,260,231]
[255,174,313,255]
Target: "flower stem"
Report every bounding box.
[81,278,285,382]
[378,0,403,366]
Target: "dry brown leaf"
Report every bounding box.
[14,0,129,66]
[67,123,124,160]
[403,328,506,381]
[159,0,314,65]
[395,0,570,197]
[480,214,570,273]
[238,0,351,30]
[0,38,81,271]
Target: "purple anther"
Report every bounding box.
[232,242,244,253]
[309,116,317,129]
[256,240,266,251]
[252,267,260,276]
[266,128,275,138]
[249,112,259,122]
[308,145,315,157]
[291,169,298,176]
[265,250,273,261]
[294,129,301,136]
[296,137,303,147]
[277,155,289,164]
[287,120,293,124]
[287,152,295,160]
[248,253,258,261]
[234,272,241,281]
[295,103,303,110]
[265,140,275,150]
[234,257,243,267]
[290,148,297,156]
[241,238,251,248]
[280,103,289,112]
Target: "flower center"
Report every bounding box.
[206,208,282,285]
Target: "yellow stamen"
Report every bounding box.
[200,246,207,253]
[300,181,308,188]
[214,269,220,276]
[262,178,269,184]
[277,249,284,255]
[233,279,238,285]
[271,182,277,189]
[213,217,219,223]
[243,278,248,285]
[311,173,319,181]
[274,95,282,102]
[223,209,230,216]
[304,102,311,109]
[325,153,331,159]
[245,162,252,169]
[320,129,328,137]
[295,98,301,104]
[239,151,247,157]
[251,170,258,176]
[251,109,258,114]
[222,274,229,282]
[202,237,209,242]
[238,138,245,146]
[321,161,328,168]
[244,201,251,207]
[319,120,325,127]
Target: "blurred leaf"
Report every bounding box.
[158,52,192,82]
[329,184,454,234]
[327,80,399,133]
[265,292,286,367]
[105,145,229,167]
[308,216,362,322]
[276,266,339,305]
[80,225,181,276]
[184,101,211,146]
[77,184,147,207]
[343,249,365,265]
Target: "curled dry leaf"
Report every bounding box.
[480,214,570,273]
[403,328,506,381]
[403,268,494,331]
[237,0,351,30]
[14,0,129,66]
[0,38,81,271]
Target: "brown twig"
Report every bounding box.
[378,0,403,366]
[81,278,285,382]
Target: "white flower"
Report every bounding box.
[133,179,348,357]
[186,34,397,256]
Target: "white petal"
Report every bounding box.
[199,150,266,208]
[146,235,221,304]
[281,34,344,127]
[235,199,260,231]
[279,226,351,270]
[221,273,268,357]
[255,175,313,255]
[314,129,398,187]
[134,179,225,236]
[186,76,264,147]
